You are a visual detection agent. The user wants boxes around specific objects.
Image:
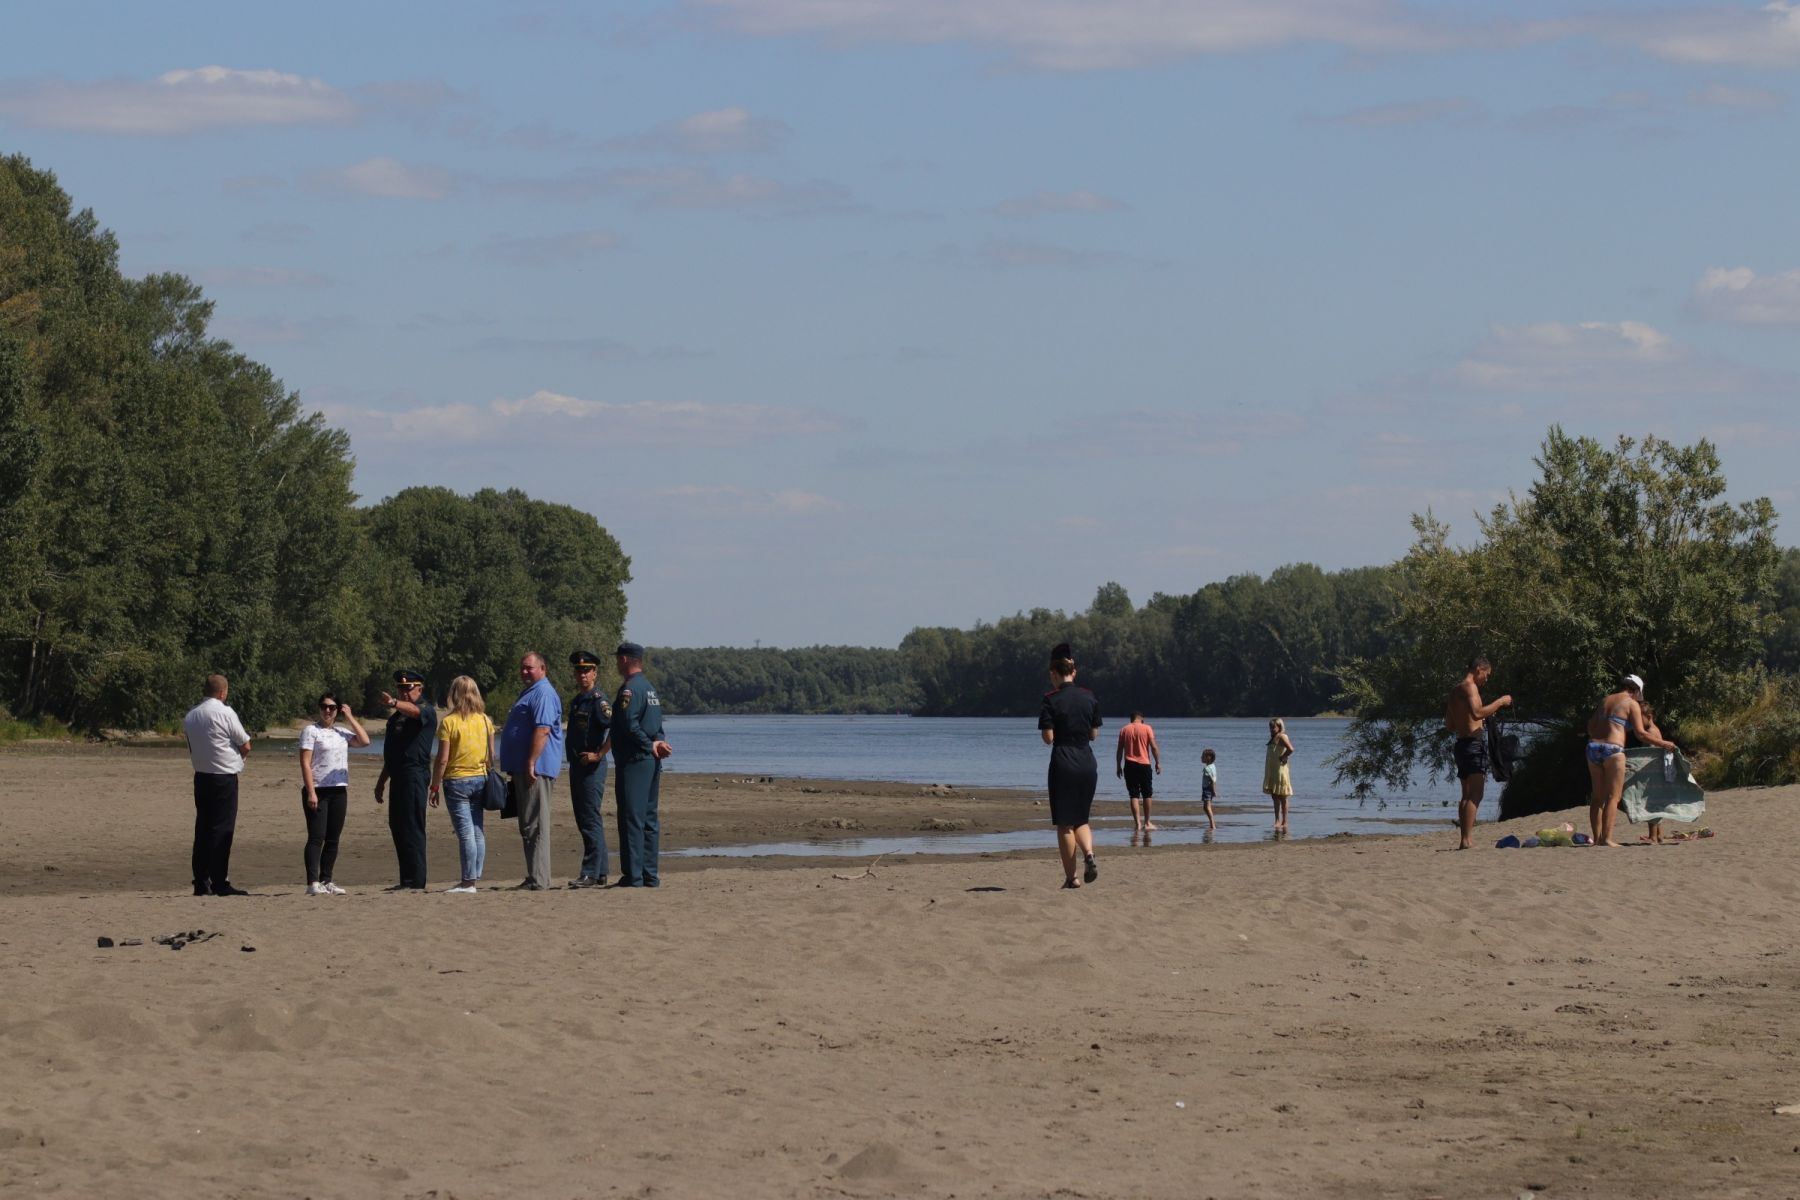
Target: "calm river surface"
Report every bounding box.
[662,715,1459,851]
[356,715,1461,851]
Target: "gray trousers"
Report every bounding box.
[511,772,555,887]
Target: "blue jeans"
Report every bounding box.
[443,776,486,882]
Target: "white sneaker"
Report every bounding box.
[445,884,478,894]
[306,882,327,895]
[321,881,346,895]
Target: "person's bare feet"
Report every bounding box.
[1600,840,1625,847]
[1143,822,1158,832]
[1061,878,1082,889]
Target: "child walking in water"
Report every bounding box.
[1200,748,1219,831]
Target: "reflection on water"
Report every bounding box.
[673,811,1445,859]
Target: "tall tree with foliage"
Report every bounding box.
[0,155,372,728]
[0,155,632,731]
[1335,428,1779,809]
[359,487,629,708]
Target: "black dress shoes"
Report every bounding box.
[211,882,250,896]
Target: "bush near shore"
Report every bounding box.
[1682,678,1800,790]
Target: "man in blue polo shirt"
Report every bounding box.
[501,650,564,890]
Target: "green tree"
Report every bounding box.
[360,488,629,711]
[1765,548,1800,674]
[1336,428,1779,811]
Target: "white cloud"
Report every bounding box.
[1693,266,1800,325]
[591,165,858,214]
[655,484,843,516]
[1689,81,1786,110]
[0,66,355,134]
[692,0,1477,68]
[1446,319,1774,395]
[212,315,357,345]
[1619,2,1800,68]
[195,266,332,288]
[1310,96,1485,128]
[240,221,315,245]
[935,237,1147,270]
[307,157,457,200]
[328,390,846,448]
[993,190,1128,218]
[475,230,624,266]
[469,335,704,363]
[611,107,789,154]
[382,163,859,215]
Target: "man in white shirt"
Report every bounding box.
[183,673,252,896]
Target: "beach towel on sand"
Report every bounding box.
[1620,747,1706,825]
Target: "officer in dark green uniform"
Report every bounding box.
[374,668,438,890]
[610,642,671,888]
[565,649,613,888]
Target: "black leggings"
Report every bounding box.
[303,786,348,883]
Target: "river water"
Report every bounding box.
[659,715,1459,852]
[353,714,1460,852]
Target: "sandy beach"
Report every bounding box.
[2,742,1797,1199]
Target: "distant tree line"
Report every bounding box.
[655,547,1800,721]
[0,156,627,732]
[649,565,1403,717]
[648,647,920,714]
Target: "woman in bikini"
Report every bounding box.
[1585,674,1674,847]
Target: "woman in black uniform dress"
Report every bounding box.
[1038,644,1102,889]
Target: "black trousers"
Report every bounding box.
[388,770,429,888]
[303,786,348,883]
[192,772,240,890]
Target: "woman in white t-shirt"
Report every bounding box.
[299,692,371,895]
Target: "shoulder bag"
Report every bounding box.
[481,716,510,813]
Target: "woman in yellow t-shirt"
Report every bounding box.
[430,676,498,892]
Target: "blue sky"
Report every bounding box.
[4,1,1798,647]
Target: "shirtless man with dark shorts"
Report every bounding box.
[1445,656,1511,850]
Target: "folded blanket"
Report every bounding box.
[1619,747,1706,825]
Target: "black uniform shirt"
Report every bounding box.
[567,687,612,769]
[384,701,439,773]
[1038,683,1101,747]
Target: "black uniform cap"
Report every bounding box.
[615,641,645,660]
[392,668,426,684]
[570,649,600,669]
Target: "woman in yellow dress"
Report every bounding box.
[1262,717,1295,833]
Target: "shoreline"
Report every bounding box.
[2,741,1794,1198]
[0,737,1722,880]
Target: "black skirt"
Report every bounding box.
[1047,744,1098,827]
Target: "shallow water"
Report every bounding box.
[347,714,1465,851]
[672,809,1448,859]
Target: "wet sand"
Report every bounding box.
[2,741,1796,1198]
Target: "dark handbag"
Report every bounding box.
[482,770,508,813]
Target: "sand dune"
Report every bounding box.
[2,743,1797,1198]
